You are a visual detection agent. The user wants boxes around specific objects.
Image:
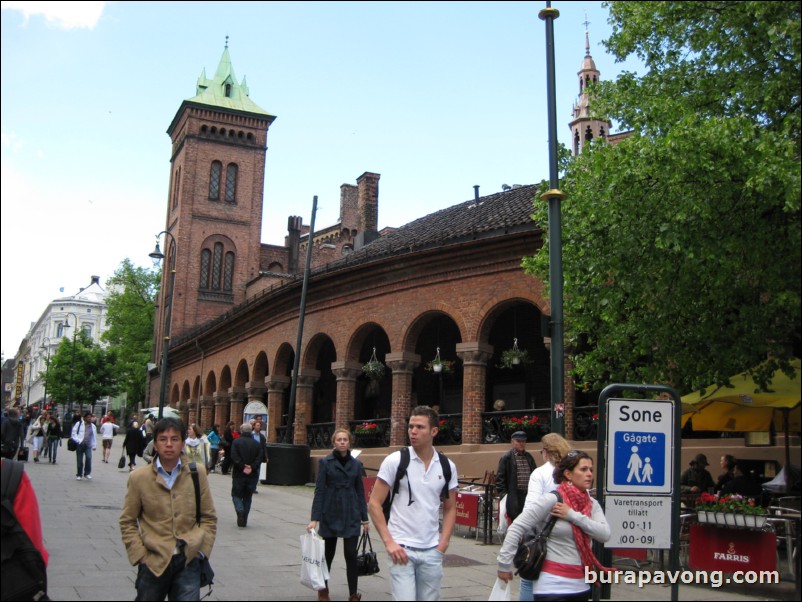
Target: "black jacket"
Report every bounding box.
[496,449,536,520]
[231,435,262,479]
[310,452,368,538]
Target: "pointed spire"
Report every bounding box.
[188,41,273,117]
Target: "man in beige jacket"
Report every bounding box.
[120,417,217,601]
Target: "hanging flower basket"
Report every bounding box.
[362,360,385,380]
[362,348,386,380]
[500,415,540,430]
[498,339,530,369]
[425,347,454,374]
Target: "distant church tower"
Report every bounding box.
[568,22,611,156]
[154,41,276,358]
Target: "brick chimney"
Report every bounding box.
[355,172,380,250]
[287,216,302,274]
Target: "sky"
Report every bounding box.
[1,0,643,359]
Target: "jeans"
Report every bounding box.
[47,438,59,463]
[520,578,534,601]
[388,547,444,601]
[76,442,93,477]
[135,553,201,601]
[231,475,258,520]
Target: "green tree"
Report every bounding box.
[102,258,160,411]
[525,1,801,394]
[44,330,119,412]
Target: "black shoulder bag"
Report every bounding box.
[512,490,563,580]
[188,463,215,595]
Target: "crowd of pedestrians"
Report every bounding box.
[2,404,622,602]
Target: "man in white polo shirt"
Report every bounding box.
[368,405,458,601]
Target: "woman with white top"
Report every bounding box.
[497,450,611,602]
[99,419,119,463]
[518,433,572,601]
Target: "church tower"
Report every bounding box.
[154,42,276,359]
[568,24,611,156]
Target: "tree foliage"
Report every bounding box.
[102,258,160,410]
[43,330,119,411]
[524,1,801,394]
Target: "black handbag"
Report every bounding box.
[118,450,126,469]
[199,556,215,587]
[67,438,77,452]
[513,491,562,580]
[356,531,380,576]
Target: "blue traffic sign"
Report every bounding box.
[612,431,665,486]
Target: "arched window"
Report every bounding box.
[224,252,235,291]
[584,126,594,142]
[198,239,236,300]
[211,243,223,290]
[209,161,222,201]
[225,163,238,203]
[574,130,580,155]
[172,167,181,210]
[57,322,65,338]
[199,249,211,289]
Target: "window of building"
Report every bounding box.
[199,239,236,299]
[200,249,211,289]
[225,163,238,203]
[209,161,222,200]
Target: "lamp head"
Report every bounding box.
[149,242,164,267]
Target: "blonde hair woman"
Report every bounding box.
[184,423,209,471]
[307,429,369,602]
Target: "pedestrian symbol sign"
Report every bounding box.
[606,398,673,494]
[612,432,665,486]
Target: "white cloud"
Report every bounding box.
[1,1,106,30]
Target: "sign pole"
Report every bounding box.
[596,384,682,602]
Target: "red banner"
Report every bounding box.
[689,524,776,572]
[456,492,480,527]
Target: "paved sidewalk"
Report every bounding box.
[20,449,797,601]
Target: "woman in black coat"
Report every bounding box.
[307,429,369,602]
[122,421,145,470]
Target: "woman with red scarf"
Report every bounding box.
[497,450,611,601]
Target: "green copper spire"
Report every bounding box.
[189,42,273,117]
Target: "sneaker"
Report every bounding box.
[236,512,245,527]
[34,457,39,463]
[85,475,92,480]
[76,476,82,480]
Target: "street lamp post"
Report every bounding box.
[42,337,51,411]
[149,230,177,421]
[63,312,79,417]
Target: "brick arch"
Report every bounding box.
[401,306,466,353]
[219,366,232,392]
[253,351,269,381]
[476,297,544,345]
[346,322,391,361]
[303,332,337,369]
[181,381,191,402]
[170,383,180,405]
[273,342,295,377]
[191,376,201,400]
[205,370,217,395]
[234,359,249,388]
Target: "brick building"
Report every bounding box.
[148,42,603,463]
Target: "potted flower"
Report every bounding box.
[694,492,767,528]
[354,422,380,435]
[591,413,599,423]
[362,359,385,381]
[362,347,386,381]
[497,338,530,369]
[426,358,454,374]
[500,415,540,430]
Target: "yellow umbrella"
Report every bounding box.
[681,358,801,432]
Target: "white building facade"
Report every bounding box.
[13,276,110,412]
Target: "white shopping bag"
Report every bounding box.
[497,494,509,534]
[489,577,511,601]
[300,530,330,591]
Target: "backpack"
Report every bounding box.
[1,460,49,601]
[382,447,452,522]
